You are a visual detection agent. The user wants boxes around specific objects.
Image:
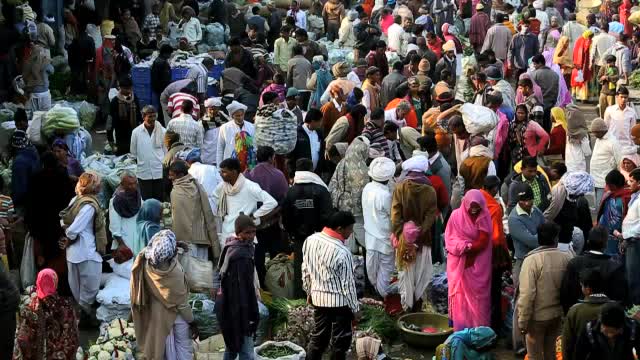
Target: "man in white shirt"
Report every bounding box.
[186,148,222,212]
[287,0,306,30]
[362,157,396,297]
[202,97,228,165]
[387,15,406,54]
[591,23,616,68]
[589,118,621,208]
[166,100,204,148]
[178,6,202,45]
[186,57,215,106]
[216,101,255,166]
[604,86,637,148]
[385,99,411,127]
[131,105,166,201]
[213,158,278,246]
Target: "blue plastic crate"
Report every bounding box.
[209,62,224,80]
[137,95,152,108]
[207,85,219,97]
[171,67,190,81]
[131,66,150,84]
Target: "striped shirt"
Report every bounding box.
[302,229,360,313]
[186,63,208,95]
[167,92,200,119]
[166,114,205,148]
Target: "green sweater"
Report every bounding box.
[562,295,612,360]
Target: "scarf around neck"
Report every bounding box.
[117,93,137,129]
[113,186,141,218]
[294,171,328,189]
[217,173,246,218]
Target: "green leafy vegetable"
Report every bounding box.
[258,344,298,358]
[357,304,399,341]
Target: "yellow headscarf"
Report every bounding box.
[551,107,567,131]
[582,29,594,39]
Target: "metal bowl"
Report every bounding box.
[397,313,454,348]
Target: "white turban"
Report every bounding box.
[205,97,222,108]
[368,157,396,182]
[402,155,429,173]
[533,0,543,9]
[226,101,247,116]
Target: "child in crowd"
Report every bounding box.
[598,55,619,118]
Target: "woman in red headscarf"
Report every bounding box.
[13,269,79,359]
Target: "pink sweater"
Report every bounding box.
[524,121,550,157]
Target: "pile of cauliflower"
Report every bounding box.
[76,318,136,360]
[19,286,36,310]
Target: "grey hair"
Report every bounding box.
[397,100,411,112]
[142,105,157,114]
[119,170,137,181]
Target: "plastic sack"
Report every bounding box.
[96,275,131,305]
[86,23,102,49]
[189,293,219,340]
[254,341,306,360]
[78,101,98,130]
[194,334,225,359]
[460,103,498,135]
[265,253,295,299]
[254,108,298,155]
[178,248,214,291]
[43,104,80,136]
[26,111,46,145]
[328,49,347,65]
[426,271,448,315]
[108,258,133,279]
[205,23,226,47]
[96,303,131,323]
[256,302,269,345]
[0,109,13,123]
[20,233,36,289]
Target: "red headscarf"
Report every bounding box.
[36,268,58,299]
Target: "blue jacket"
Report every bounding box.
[508,205,545,259]
[508,32,539,70]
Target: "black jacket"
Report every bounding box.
[560,251,628,313]
[215,240,259,353]
[281,182,333,241]
[108,96,142,155]
[286,125,326,178]
[575,318,640,360]
[151,56,171,94]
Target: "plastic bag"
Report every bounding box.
[96,275,131,305]
[254,108,298,155]
[20,233,36,289]
[460,103,498,135]
[178,248,214,291]
[205,23,226,47]
[265,253,295,299]
[108,258,133,279]
[26,111,46,145]
[78,101,98,130]
[254,341,306,360]
[189,293,220,340]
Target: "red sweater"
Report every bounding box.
[547,126,566,158]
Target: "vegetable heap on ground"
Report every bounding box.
[76,318,136,360]
[257,343,299,358]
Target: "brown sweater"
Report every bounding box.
[391,180,437,247]
[459,156,492,192]
[320,101,347,136]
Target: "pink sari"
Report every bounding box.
[444,189,493,331]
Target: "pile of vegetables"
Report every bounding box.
[358,301,399,341]
[630,69,640,89]
[19,286,36,311]
[76,318,136,360]
[189,293,219,340]
[257,344,299,358]
[0,109,14,123]
[78,101,98,130]
[43,104,80,136]
[162,202,172,229]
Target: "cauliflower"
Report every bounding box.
[108,327,123,338]
[97,350,111,360]
[88,357,97,360]
[89,344,101,356]
[102,342,114,353]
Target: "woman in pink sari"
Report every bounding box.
[444,189,493,331]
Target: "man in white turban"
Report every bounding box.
[216,101,254,166]
[362,157,397,297]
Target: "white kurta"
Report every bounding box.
[215,121,255,166]
[189,162,222,211]
[108,198,139,250]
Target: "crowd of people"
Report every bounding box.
[4,0,640,358]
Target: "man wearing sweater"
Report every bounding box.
[508,182,545,355]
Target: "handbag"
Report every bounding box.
[20,232,36,289]
[177,248,214,292]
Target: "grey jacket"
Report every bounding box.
[531,66,560,108]
[508,205,545,259]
